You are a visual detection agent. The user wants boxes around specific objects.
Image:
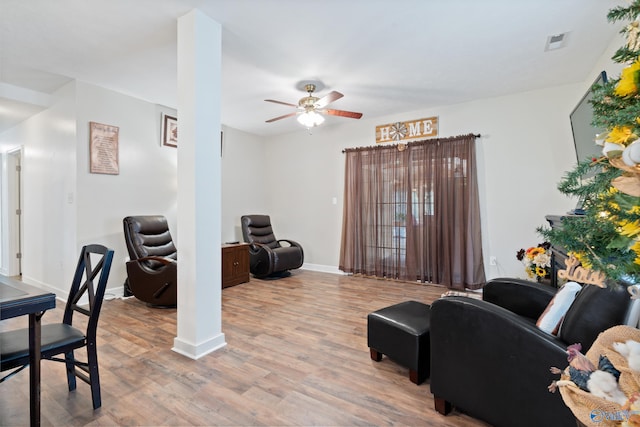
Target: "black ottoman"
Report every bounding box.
[367,300,431,385]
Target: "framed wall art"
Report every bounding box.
[89,121,119,175]
[162,113,178,147]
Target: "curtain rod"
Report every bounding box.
[341,133,482,153]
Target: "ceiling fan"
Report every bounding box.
[265,83,363,127]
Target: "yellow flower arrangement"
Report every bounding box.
[516,242,552,281]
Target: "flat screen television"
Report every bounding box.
[568,70,608,214]
[569,71,608,165]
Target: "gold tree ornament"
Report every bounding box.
[610,157,640,196]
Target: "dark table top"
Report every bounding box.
[0,275,56,320]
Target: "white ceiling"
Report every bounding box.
[0,0,623,137]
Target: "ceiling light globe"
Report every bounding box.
[297,111,325,128]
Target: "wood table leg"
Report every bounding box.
[28,311,43,427]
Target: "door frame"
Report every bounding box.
[2,147,23,276]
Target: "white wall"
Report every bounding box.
[0,32,626,291]
[586,31,625,91]
[73,84,269,292]
[0,81,183,295]
[0,81,78,292]
[74,81,179,292]
[0,80,271,296]
[0,78,619,291]
[263,83,589,280]
[255,32,628,281]
[220,126,268,243]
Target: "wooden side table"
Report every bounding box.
[222,243,250,288]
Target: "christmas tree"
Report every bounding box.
[539,1,640,284]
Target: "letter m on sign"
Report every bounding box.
[405,117,438,139]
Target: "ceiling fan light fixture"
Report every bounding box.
[297,110,325,128]
[265,82,361,125]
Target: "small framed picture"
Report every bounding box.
[162,114,178,147]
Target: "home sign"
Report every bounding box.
[375,116,438,144]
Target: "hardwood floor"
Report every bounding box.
[0,270,488,426]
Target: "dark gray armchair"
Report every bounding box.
[241,214,304,278]
[429,278,634,427]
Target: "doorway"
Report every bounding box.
[5,148,22,276]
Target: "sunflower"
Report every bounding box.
[629,239,640,266]
[620,220,640,238]
[571,252,594,270]
[527,247,546,258]
[606,126,637,144]
[615,58,640,97]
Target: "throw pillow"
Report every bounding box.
[536,281,582,335]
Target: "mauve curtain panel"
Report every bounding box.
[339,133,485,290]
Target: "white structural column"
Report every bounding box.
[173,10,226,359]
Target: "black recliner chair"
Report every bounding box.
[123,215,177,307]
[240,214,304,278]
[429,278,635,427]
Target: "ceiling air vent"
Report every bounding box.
[545,32,568,51]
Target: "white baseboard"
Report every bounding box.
[104,286,126,300]
[300,263,346,275]
[19,266,340,306]
[20,275,63,299]
[20,275,126,305]
[172,333,227,360]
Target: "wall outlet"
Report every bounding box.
[489,256,497,266]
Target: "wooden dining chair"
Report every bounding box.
[0,244,114,410]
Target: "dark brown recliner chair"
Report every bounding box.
[123,215,177,307]
[241,214,304,278]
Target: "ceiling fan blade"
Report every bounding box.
[315,91,343,108]
[324,109,363,119]
[265,99,298,107]
[265,112,298,123]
